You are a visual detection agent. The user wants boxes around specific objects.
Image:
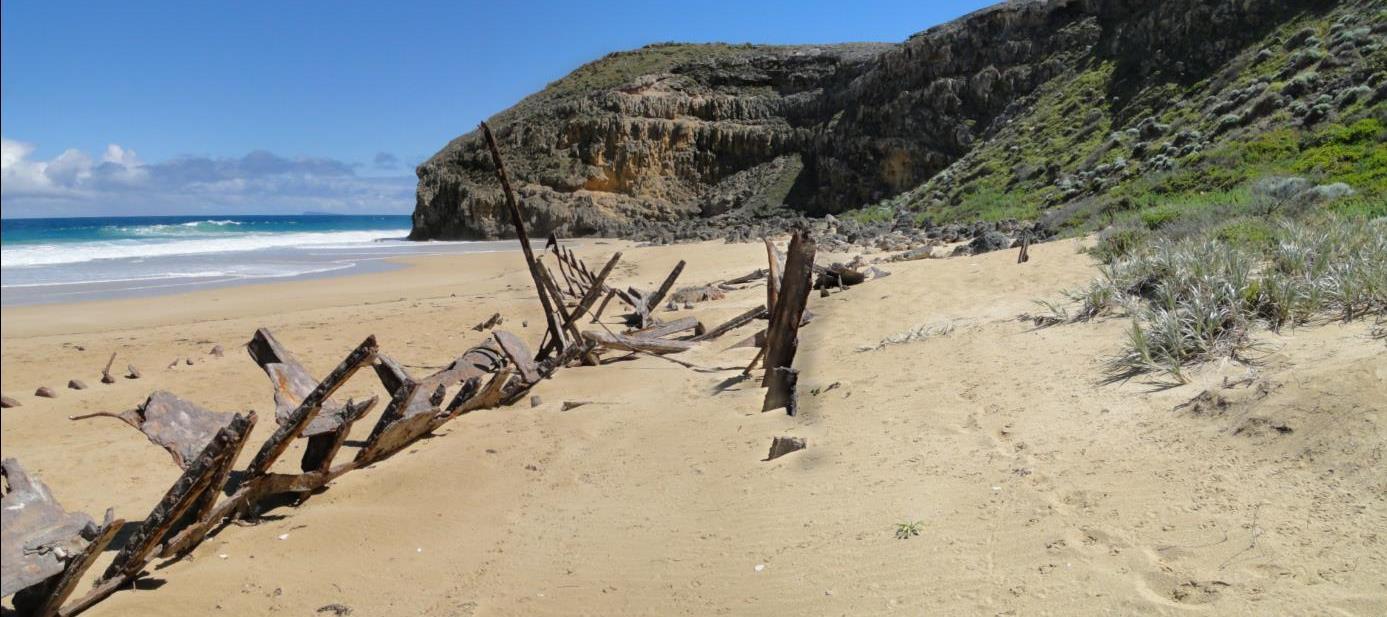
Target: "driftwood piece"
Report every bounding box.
[69,391,239,469]
[762,230,816,413]
[0,460,97,599]
[1017,235,1031,264]
[723,268,768,286]
[480,121,568,360]
[99,411,256,582]
[645,260,686,311]
[765,436,806,461]
[493,331,540,384]
[631,317,703,340]
[246,336,378,476]
[692,305,767,342]
[100,353,117,384]
[764,367,801,415]
[582,330,695,355]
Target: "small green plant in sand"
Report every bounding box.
[895,520,924,540]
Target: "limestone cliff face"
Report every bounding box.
[411,0,1344,240]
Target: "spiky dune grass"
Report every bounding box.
[1040,214,1386,384]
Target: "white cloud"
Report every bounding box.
[0,138,414,217]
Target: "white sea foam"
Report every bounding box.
[1,230,408,268]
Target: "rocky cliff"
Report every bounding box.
[411,0,1383,240]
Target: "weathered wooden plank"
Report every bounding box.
[493,331,540,384]
[451,367,515,415]
[765,238,786,314]
[631,316,703,340]
[762,367,800,414]
[1017,234,1031,264]
[536,261,584,347]
[563,251,621,327]
[192,411,259,520]
[69,391,238,469]
[100,411,256,582]
[246,336,377,476]
[480,122,568,359]
[723,268,768,286]
[582,330,696,355]
[645,260,686,311]
[591,289,618,322]
[33,510,123,617]
[0,460,97,599]
[247,328,374,437]
[761,230,816,412]
[691,305,767,342]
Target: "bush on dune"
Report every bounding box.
[1041,212,1387,385]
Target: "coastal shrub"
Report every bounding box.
[1045,214,1387,384]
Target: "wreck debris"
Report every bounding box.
[472,312,504,332]
[761,230,815,413]
[1017,235,1031,264]
[1,459,124,617]
[765,436,806,461]
[100,353,117,384]
[70,391,240,469]
[582,330,695,355]
[247,328,381,473]
[480,121,569,361]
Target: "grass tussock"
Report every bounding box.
[1040,214,1387,384]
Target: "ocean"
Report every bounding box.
[0,215,513,306]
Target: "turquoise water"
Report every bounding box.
[0,215,512,305]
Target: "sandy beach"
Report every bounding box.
[2,238,1384,616]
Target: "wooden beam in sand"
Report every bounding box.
[762,230,815,413]
[479,121,568,360]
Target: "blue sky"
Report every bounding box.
[1,1,993,218]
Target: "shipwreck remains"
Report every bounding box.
[0,121,887,616]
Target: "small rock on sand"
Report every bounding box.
[530,395,543,408]
[68,379,88,390]
[126,364,142,379]
[35,386,58,399]
[561,401,591,411]
[210,344,225,357]
[0,395,20,408]
[185,357,195,366]
[316,604,353,616]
